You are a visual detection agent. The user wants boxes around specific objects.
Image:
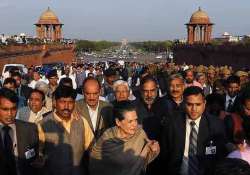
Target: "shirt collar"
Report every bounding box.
[0,121,16,130]
[87,102,99,112]
[53,111,73,123]
[30,107,46,116]
[186,115,202,127]
[226,94,237,101]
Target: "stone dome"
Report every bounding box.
[189,7,211,24]
[36,7,62,25]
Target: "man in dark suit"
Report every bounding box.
[156,73,185,124]
[0,88,39,175]
[75,77,113,140]
[224,75,241,113]
[11,72,32,102]
[160,86,227,175]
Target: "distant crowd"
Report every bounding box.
[1,61,250,175]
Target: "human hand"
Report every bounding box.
[146,138,160,153]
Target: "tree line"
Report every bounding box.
[75,40,120,52]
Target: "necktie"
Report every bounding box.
[188,121,199,175]
[2,125,17,175]
[227,99,233,112]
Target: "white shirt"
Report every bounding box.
[29,107,48,123]
[87,102,99,131]
[181,116,201,175]
[225,94,237,111]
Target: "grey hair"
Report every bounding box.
[196,72,206,79]
[168,73,184,84]
[35,81,49,95]
[113,80,130,92]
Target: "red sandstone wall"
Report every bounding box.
[0,48,75,72]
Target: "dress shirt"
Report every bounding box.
[181,116,202,175]
[225,94,237,111]
[184,116,202,157]
[87,102,99,131]
[29,107,48,124]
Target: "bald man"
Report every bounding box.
[75,77,113,140]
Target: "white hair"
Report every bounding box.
[113,80,130,91]
[35,81,49,95]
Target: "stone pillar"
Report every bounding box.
[208,25,212,42]
[187,25,194,44]
[200,26,203,42]
[36,26,41,38]
[41,25,46,39]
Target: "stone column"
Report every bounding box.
[41,25,46,39]
[187,25,194,44]
[200,25,203,42]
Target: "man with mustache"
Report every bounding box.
[134,75,161,140]
[157,73,186,122]
[0,88,39,175]
[184,69,202,88]
[76,77,113,140]
[160,86,227,175]
[37,85,93,175]
[133,75,163,175]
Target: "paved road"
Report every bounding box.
[77,55,168,64]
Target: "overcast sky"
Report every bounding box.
[0,0,249,41]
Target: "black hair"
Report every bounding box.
[29,89,45,101]
[214,158,250,175]
[213,79,227,89]
[46,69,58,79]
[3,78,16,87]
[0,88,19,104]
[227,75,240,86]
[206,93,225,107]
[59,77,73,88]
[240,90,250,105]
[183,86,205,101]
[82,77,101,91]
[11,71,22,78]
[104,68,117,77]
[113,100,136,121]
[140,75,158,89]
[53,85,77,100]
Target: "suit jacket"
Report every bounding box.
[223,94,240,113]
[0,120,39,175]
[17,106,50,123]
[75,99,113,139]
[160,112,227,175]
[18,85,32,100]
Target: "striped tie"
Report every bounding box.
[188,121,199,175]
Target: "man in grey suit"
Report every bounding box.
[76,77,113,139]
[18,89,50,123]
[0,88,39,175]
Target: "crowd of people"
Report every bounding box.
[1,61,250,175]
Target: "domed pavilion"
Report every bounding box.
[35,7,63,41]
[186,7,214,44]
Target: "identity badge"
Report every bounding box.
[205,146,216,155]
[25,148,36,159]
